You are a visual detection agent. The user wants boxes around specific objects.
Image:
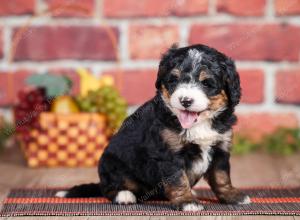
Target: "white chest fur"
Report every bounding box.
[184,120,219,146]
[183,119,231,179]
[190,146,212,177]
[183,119,232,149]
[161,117,232,180]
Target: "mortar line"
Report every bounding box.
[119,21,129,63]
[263,65,276,107]
[208,0,217,16]
[94,0,102,20]
[2,60,300,71]
[265,0,276,21]
[2,14,300,27]
[178,21,190,47]
[2,26,12,67]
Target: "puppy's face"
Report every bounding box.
[156,45,241,129]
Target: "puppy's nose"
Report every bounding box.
[180,97,194,108]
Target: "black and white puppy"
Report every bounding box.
[56,44,250,211]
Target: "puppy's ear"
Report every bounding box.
[222,57,241,107]
[155,44,178,89]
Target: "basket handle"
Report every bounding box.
[9,2,123,95]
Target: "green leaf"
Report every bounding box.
[26,73,72,97]
[232,135,258,155]
[0,122,15,151]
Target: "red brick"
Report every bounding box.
[129,25,179,60]
[189,24,300,61]
[275,0,300,16]
[239,69,264,103]
[12,71,34,104]
[276,69,300,104]
[45,0,94,17]
[173,0,209,16]
[234,113,299,141]
[0,71,33,106]
[103,0,208,18]
[217,0,266,16]
[13,26,119,61]
[0,73,12,106]
[0,0,35,16]
[0,28,3,59]
[103,69,157,105]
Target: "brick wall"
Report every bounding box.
[0,0,299,139]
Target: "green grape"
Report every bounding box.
[106,103,115,111]
[108,114,117,121]
[77,85,127,135]
[89,106,98,113]
[80,100,91,111]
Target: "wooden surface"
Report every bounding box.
[0,145,300,220]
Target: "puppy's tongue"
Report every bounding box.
[178,110,198,129]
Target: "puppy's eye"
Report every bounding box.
[168,75,178,84]
[201,79,215,88]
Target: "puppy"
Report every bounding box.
[56,44,250,211]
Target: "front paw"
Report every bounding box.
[182,202,204,211]
[219,190,251,205]
[174,201,204,211]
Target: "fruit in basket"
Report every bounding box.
[77,68,115,97]
[99,75,114,87]
[51,96,79,114]
[14,87,50,139]
[77,68,102,97]
[76,86,127,135]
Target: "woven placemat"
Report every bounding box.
[1,187,300,216]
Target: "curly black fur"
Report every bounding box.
[62,44,250,210]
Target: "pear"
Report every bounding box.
[51,96,80,114]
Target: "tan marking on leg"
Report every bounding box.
[164,173,194,204]
[214,170,232,192]
[123,178,139,192]
[208,169,250,204]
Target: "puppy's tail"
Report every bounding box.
[55,183,102,198]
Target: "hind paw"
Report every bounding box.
[114,190,137,205]
[55,191,68,198]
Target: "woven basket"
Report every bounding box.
[11,3,122,168]
[18,113,108,168]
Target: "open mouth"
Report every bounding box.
[177,109,207,129]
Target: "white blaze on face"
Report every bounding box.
[166,48,210,129]
[188,49,203,68]
[170,83,210,129]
